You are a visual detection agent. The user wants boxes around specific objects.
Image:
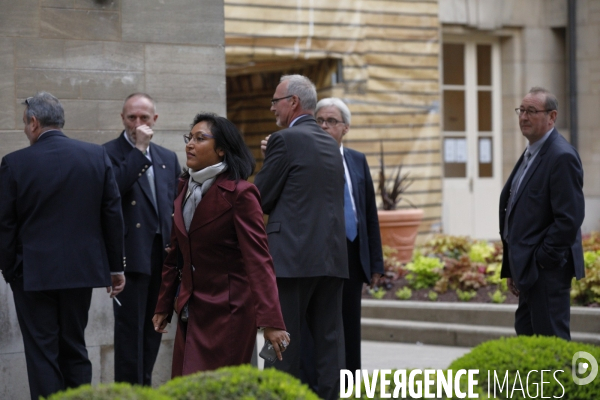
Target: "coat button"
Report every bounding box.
[145,165,149,168]
[172,213,174,217]
[138,173,142,176]
[131,201,136,205]
[136,223,141,228]
[162,165,166,169]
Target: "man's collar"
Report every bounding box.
[527,127,553,154]
[289,114,310,127]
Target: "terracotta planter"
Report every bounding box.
[378,208,424,263]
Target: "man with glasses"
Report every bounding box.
[0,92,125,399]
[103,93,180,385]
[255,75,347,400]
[500,87,584,340]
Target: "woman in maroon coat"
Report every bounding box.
[152,113,289,377]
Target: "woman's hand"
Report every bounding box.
[152,313,169,334]
[263,327,290,361]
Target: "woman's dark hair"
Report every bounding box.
[186,113,256,181]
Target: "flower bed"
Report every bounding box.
[364,233,600,306]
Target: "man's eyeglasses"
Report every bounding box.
[514,108,553,117]
[316,117,344,127]
[183,133,214,144]
[271,95,294,106]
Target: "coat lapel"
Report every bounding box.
[188,174,235,234]
[173,180,189,239]
[510,129,558,213]
[151,144,169,213]
[137,169,157,212]
[344,149,360,202]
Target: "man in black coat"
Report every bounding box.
[254,75,348,400]
[315,97,384,370]
[0,92,125,400]
[103,93,180,385]
[500,87,584,340]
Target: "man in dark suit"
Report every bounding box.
[103,93,180,385]
[254,75,348,400]
[0,92,125,400]
[500,87,584,340]
[315,97,384,370]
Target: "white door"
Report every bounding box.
[442,38,502,240]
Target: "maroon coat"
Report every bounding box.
[155,174,285,377]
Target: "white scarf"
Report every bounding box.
[182,162,228,232]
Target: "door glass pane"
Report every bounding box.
[477,44,491,86]
[443,90,465,131]
[444,137,467,178]
[478,90,492,131]
[478,137,493,177]
[443,43,464,85]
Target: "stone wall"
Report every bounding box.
[0,1,225,398]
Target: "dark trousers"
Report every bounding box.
[114,234,163,385]
[515,263,574,340]
[272,276,345,400]
[11,279,93,400]
[301,238,366,391]
[342,237,367,372]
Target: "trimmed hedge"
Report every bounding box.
[158,364,319,400]
[448,336,600,399]
[46,383,168,400]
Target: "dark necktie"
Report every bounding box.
[503,150,531,240]
[344,176,357,241]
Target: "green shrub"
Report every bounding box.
[448,336,600,400]
[435,255,487,293]
[395,286,412,300]
[456,289,477,301]
[46,383,166,400]
[420,235,472,259]
[582,231,600,252]
[379,245,407,290]
[158,364,318,400]
[158,365,319,400]
[427,290,438,301]
[369,287,387,299]
[489,289,507,304]
[571,250,600,305]
[468,241,495,263]
[405,254,443,290]
[485,262,503,286]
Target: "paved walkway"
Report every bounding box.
[255,334,471,371]
[361,340,471,370]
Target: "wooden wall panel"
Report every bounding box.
[224,0,442,239]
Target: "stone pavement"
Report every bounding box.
[361,340,471,371]
[254,334,472,371]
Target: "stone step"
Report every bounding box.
[361,318,600,348]
[361,299,600,334]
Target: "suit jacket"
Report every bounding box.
[0,130,124,290]
[103,133,180,274]
[344,147,384,283]
[254,115,348,279]
[500,128,584,292]
[155,174,285,375]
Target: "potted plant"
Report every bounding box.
[377,142,424,263]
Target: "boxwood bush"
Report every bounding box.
[158,364,319,400]
[46,383,167,400]
[448,336,600,399]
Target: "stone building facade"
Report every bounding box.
[0,1,225,398]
